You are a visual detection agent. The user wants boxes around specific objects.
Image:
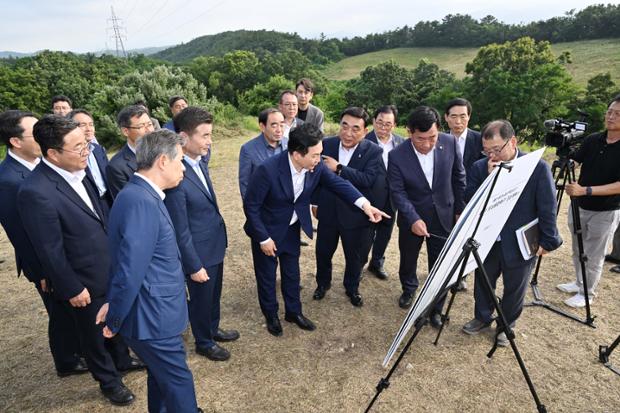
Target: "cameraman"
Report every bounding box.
[557,95,620,307]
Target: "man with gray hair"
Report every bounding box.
[97,129,203,412]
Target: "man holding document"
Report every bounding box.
[461,120,562,346]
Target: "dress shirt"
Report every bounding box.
[288,154,308,225]
[412,143,435,189]
[134,173,165,200]
[183,154,211,196]
[338,142,359,166]
[376,135,395,169]
[453,129,467,159]
[8,149,39,171]
[42,158,98,217]
[127,143,136,154]
[87,138,107,196]
[282,118,299,139]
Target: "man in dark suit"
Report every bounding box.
[444,98,484,177]
[312,107,383,307]
[18,115,137,405]
[0,110,85,377]
[243,124,387,336]
[389,106,466,328]
[69,109,113,210]
[165,107,239,362]
[364,105,406,280]
[106,105,155,198]
[462,120,562,346]
[97,130,202,413]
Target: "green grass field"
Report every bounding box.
[323,39,620,86]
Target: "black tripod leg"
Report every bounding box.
[599,334,620,376]
[471,248,547,413]
[570,199,595,325]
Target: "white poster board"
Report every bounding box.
[383,148,545,367]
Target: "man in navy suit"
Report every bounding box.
[312,107,384,307]
[243,123,388,336]
[363,105,406,280]
[106,105,155,198]
[18,115,136,405]
[69,109,113,210]
[444,98,484,177]
[165,107,239,362]
[462,120,562,346]
[0,110,85,377]
[389,106,466,327]
[96,130,202,412]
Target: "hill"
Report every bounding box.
[322,39,620,86]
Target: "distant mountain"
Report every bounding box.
[0,51,33,58]
[153,30,309,62]
[0,46,168,60]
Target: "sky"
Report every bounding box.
[1,0,608,53]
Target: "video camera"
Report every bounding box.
[543,111,589,158]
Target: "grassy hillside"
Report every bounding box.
[323,39,620,86]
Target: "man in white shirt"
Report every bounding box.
[279,90,304,139]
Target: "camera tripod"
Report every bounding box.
[526,156,595,327]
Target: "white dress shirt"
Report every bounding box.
[338,142,359,166]
[8,149,40,171]
[87,138,107,197]
[376,135,395,169]
[42,158,98,217]
[453,129,467,159]
[288,154,308,225]
[412,143,435,189]
[183,154,211,196]
[134,173,165,200]
[282,118,299,139]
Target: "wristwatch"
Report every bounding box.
[586,186,593,196]
[336,164,343,175]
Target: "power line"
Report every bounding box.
[132,0,171,36]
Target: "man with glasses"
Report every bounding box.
[107,105,155,198]
[312,107,384,307]
[363,105,405,280]
[279,90,303,139]
[0,110,86,377]
[69,109,113,210]
[462,120,561,346]
[18,115,139,405]
[557,95,620,307]
[388,106,465,328]
[295,78,324,132]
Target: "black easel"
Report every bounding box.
[526,157,595,327]
[599,333,620,376]
[365,163,547,413]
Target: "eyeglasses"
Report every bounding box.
[54,141,93,157]
[375,121,394,129]
[481,139,510,157]
[282,103,298,108]
[606,109,620,118]
[126,122,154,130]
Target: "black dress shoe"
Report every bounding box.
[196,343,230,361]
[399,292,413,309]
[605,254,620,264]
[429,312,443,329]
[300,239,310,247]
[266,316,283,337]
[368,264,388,280]
[346,291,364,307]
[313,284,330,300]
[284,313,316,331]
[56,359,89,377]
[213,328,240,342]
[101,384,135,406]
[118,357,146,374]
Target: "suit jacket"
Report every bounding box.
[243,151,362,247]
[0,155,43,282]
[106,144,137,199]
[462,129,484,176]
[365,130,406,211]
[388,133,466,232]
[17,162,109,300]
[314,137,384,229]
[105,175,188,340]
[298,103,324,131]
[466,152,563,269]
[165,158,228,274]
[85,142,113,208]
[238,133,288,199]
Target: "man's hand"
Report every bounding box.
[40,279,48,293]
[69,288,91,308]
[261,239,277,257]
[322,155,339,172]
[362,202,390,223]
[190,268,210,283]
[311,205,318,219]
[536,246,549,256]
[566,183,586,197]
[487,158,500,175]
[95,303,115,338]
[411,219,430,237]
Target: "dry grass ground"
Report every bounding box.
[1,131,619,412]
